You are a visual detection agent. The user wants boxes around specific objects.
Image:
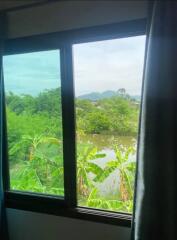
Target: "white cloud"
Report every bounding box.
[73,35,146,96]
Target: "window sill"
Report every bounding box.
[5,191,131,227]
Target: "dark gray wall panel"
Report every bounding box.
[7,1,147,38]
[7,208,131,240]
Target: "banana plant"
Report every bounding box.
[86,188,132,213]
[77,144,106,197]
[9,134,60,161]
[95,146,136,202]
[10,134,64,195]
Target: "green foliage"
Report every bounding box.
[86,188,133,213]
[85,111,110,134]
[6,88,62,116]
[81,147,136,213]
[76,95,139,135]
[7,88,64,196]
[101,146,135,201]
[77,144,106,196]
[6,87,138,213]
[10,134,64,195]
[35,88,62,117]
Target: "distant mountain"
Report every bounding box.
[78,90,141,101]
[78,91,117,101]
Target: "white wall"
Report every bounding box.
[6,1,147,239]
[7,209,131,240]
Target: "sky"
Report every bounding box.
[3,35,146,97]
[3,50,61,96]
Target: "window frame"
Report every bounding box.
[3,18,146,227]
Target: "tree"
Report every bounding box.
[85,111,110,134]
[117,88,126,96]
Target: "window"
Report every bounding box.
[3,50,64,196]
[73,36,145,213]
[3,20,146,225]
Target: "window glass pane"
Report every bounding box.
[73,36,145,213]
[3,50,64,196]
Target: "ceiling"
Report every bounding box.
[0,0,46,11]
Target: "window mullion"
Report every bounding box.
[61,44,77,208]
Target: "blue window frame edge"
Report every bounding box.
[2,18,147,227]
